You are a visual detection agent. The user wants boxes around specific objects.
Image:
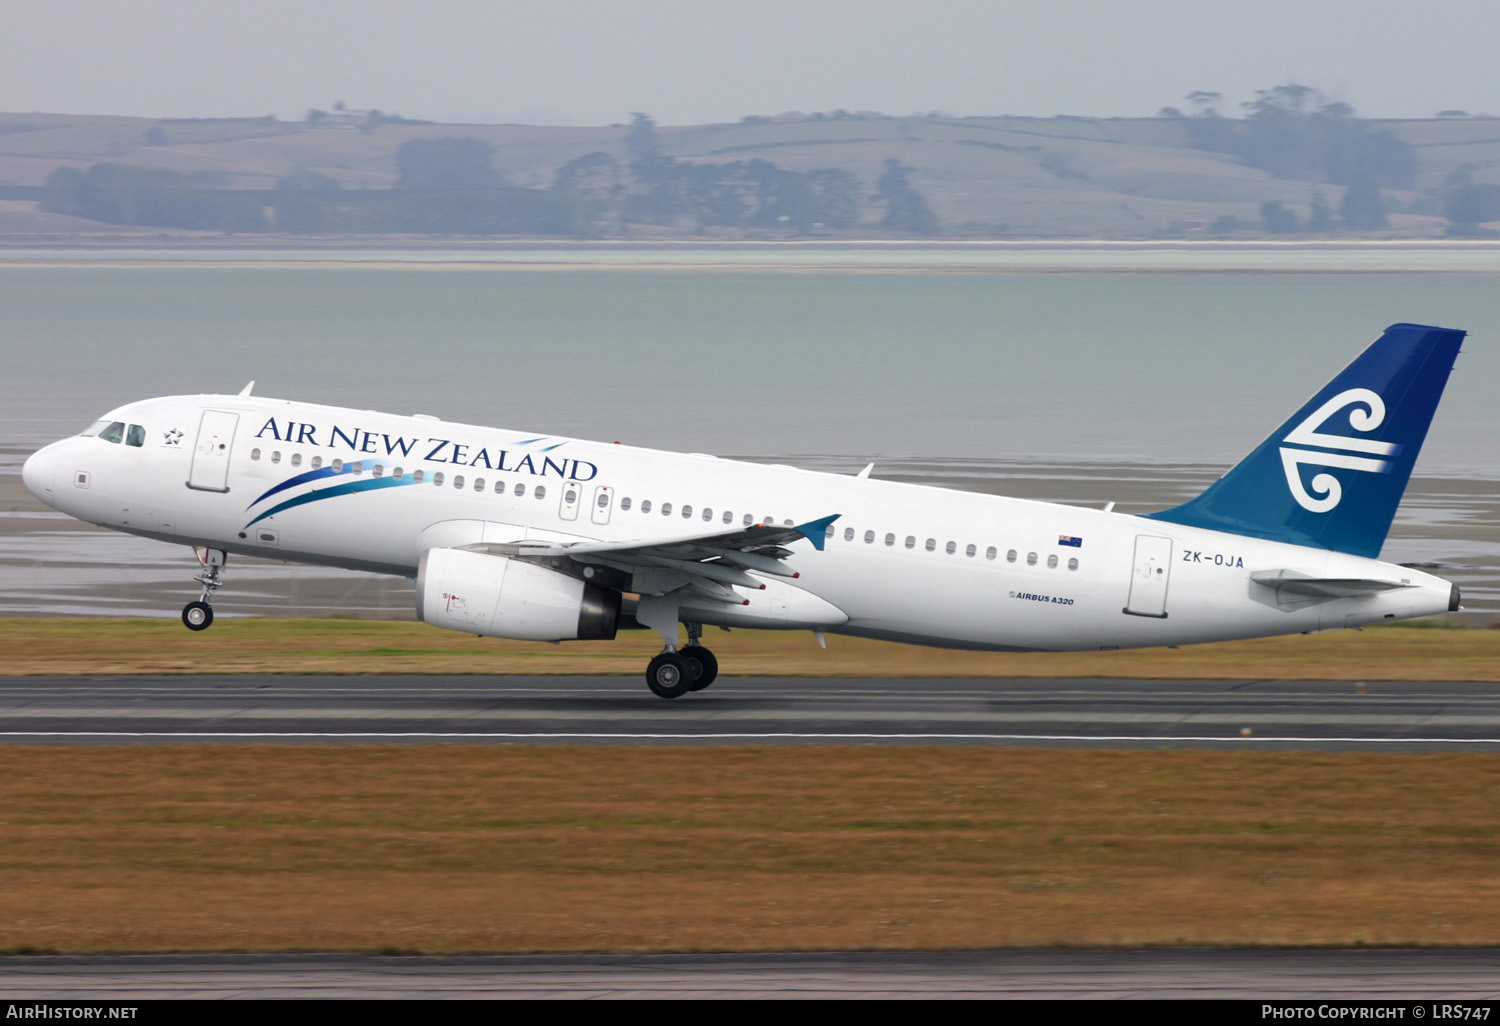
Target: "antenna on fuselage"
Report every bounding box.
[238,381,256,396]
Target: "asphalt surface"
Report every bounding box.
[1,949,1498,999]
[1,674,1499,749]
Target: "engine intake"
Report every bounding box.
[417,547,619,641]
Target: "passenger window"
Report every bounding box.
[1047,554,1058,569]
[535,485,546,499]
[475,478,485,492]
[925,538,936,552]
[126,424,145,447]
[373,465,384,478]
[515,482,526,496]
[905,536,915,549]
[413,469,424,483]
[723,511,733,524]
[945,541,956,555]
[331,459,344,472]
[1007,549,1017,563]
[681,505,692,518]
[291,453,302,467]
[986,546,997,561]
[864,530,875,544]
[1068,557,1079,571]
[826,524,835,538]
[966,543,976,557]
[703,508,713,521]
[99,422,125,444]
[565,487,577,503]
[661,503,672,516]
[394,468,405,480]
[641,499,652,513]
[351,462,362,475]
[311,456,323,470]
[598,492,609,508]
[1027,552,1037,566]
[885,533,895,546]
[251,448,261,461]
[271,451,282,464]
[493,480,503,493]
[743,514,753,526]
[621,497,632,511]
[433,472,445,486]
[844,527,854,541]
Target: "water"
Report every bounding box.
[1,249,1495,617]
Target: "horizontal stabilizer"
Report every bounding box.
[1250,569,1409,599]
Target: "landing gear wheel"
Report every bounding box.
[645,652,694,699]
[684,646,719,691]
[182,601,214,631]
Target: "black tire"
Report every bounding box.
[684,646,719,691]
[182,601,214,631]
[645,652,693,699]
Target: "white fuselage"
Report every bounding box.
[22,394,1456,651]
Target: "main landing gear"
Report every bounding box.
[182,547,227,632]
[644,622,719,700]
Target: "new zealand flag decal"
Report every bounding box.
[1058,535,1083,548]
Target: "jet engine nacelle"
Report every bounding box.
[417,547,619,641]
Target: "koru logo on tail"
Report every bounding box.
[1279,388,1401,513]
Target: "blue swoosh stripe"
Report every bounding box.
[247,465,346,509]
[245,476,416,528]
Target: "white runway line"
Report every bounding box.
[3,730,1500,744]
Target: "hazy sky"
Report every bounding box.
[3,0,1495,125]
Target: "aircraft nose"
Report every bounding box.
[21,446,55,499]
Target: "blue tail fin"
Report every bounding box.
[1143,323,1465,558]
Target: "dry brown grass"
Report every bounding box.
[0,618,1494,680]
[3,745,1500,952]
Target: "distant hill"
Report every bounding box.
[1,110,1497,239]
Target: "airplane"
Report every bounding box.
[21,322,1465,699]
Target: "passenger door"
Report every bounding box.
[187,410,239,493]
[1124,535,1172,618]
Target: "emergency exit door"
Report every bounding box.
[1124,535,1172,618]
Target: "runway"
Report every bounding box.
[2,674,1499,749]
[2,949,1499,999]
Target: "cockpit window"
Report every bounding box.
[81,420,110,438]
[126,424,146,447]
[98,422,125,444]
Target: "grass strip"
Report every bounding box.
[0,618,1493,680]
[2,745,1498,952]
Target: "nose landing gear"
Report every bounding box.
[182,547,227,631]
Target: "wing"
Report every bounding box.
[465,514,841,603]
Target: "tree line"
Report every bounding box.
[1164,84,1499,236]
[40,116,940,237]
